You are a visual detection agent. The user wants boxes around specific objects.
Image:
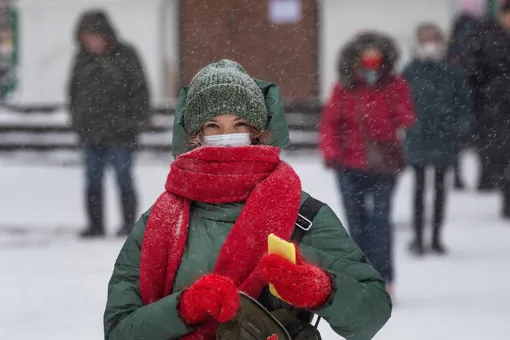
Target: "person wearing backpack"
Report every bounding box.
[402,23,473,256]
[103,60,391,340]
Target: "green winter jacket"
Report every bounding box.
[104,80,392,340]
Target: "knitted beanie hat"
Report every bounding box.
[184,59,268,136]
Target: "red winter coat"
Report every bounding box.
[319,77,416,171]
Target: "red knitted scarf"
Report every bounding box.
[139,145,302,340]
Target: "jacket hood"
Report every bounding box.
[172,79,290,157]
[75,10,118,45]
[337,32,399,88]
[451,14,480,38]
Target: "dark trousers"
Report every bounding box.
[453,157,463,185]
[84,144,137,230]
[412,165,446,245]
[337,168,396,283]
[478,148,501,189]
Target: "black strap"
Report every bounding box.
[289,196,325,331]
[291,196,325,244]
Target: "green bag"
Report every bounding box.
[216,292,292,340]
[217,293,322,340]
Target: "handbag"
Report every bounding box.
[353,94,405,174]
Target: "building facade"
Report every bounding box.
[13,0,461,106]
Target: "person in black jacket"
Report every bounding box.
[447,0,485,190]
[462,1,510,217]
[403,23,473,255]
[68,10,149,238]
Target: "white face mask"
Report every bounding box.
[202,133,252,147]
[417,43,444,61]
[362,70,380,86]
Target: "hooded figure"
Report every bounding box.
[68,10,149,238]
[447,0,485,190]
[402,23,474,256]
[69,10,149,145]
[319,32,416,293]
[462,0,510,213]
[104,60,392,340]
[336,32,399,89]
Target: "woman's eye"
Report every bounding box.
[234,122,247,128]
[205,123,219,129]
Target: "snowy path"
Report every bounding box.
[1,153,508,340]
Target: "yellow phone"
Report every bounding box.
[267,233,296,301]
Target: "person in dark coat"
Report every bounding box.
[320,32,416,295]
[447,0,487,190]
[462,1,510,217]
[403,23,474,255]
[447,0,485,190]
[68,10,149,238]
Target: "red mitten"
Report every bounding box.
[260,249,332,309]
[179,274,240,325]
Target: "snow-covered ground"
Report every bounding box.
[1,152,508,340]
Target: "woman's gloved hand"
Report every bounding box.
[179,274,240,325]
[259,248,333,309]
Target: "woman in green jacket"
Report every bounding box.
[103,60,392,340]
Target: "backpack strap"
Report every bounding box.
[291,196,325,244]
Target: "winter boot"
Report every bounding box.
[501,185,510,219]
[503,207,510,219]
[117,191,137,237]
[454,177,466,190]
[453,160,466,190]
[410,212,425,256]
[477,180,496,191]
[409,239,425,256]
[431,241,448,255]
[81,189,105,238]
[431,219,447,255]
[477,171,499,191]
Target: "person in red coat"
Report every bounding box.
[319,32,416,294]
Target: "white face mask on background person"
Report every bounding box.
[417,43,444,61]
[202,133,252,147]
[362,70,380,86]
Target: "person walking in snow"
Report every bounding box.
[319,32,416,295]
[103,60,391,340]
[447,0,486,190]
[462,0,510,217]
[403,23,474,256]
[68,10,149,238]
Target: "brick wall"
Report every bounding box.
[180,0,318,103]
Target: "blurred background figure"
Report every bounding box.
[463,0,510,217]
[447,0,487,191]
[68,10,149,238]
[447,0,486,190]
[319,32,416,294]
[403,23,473,256]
